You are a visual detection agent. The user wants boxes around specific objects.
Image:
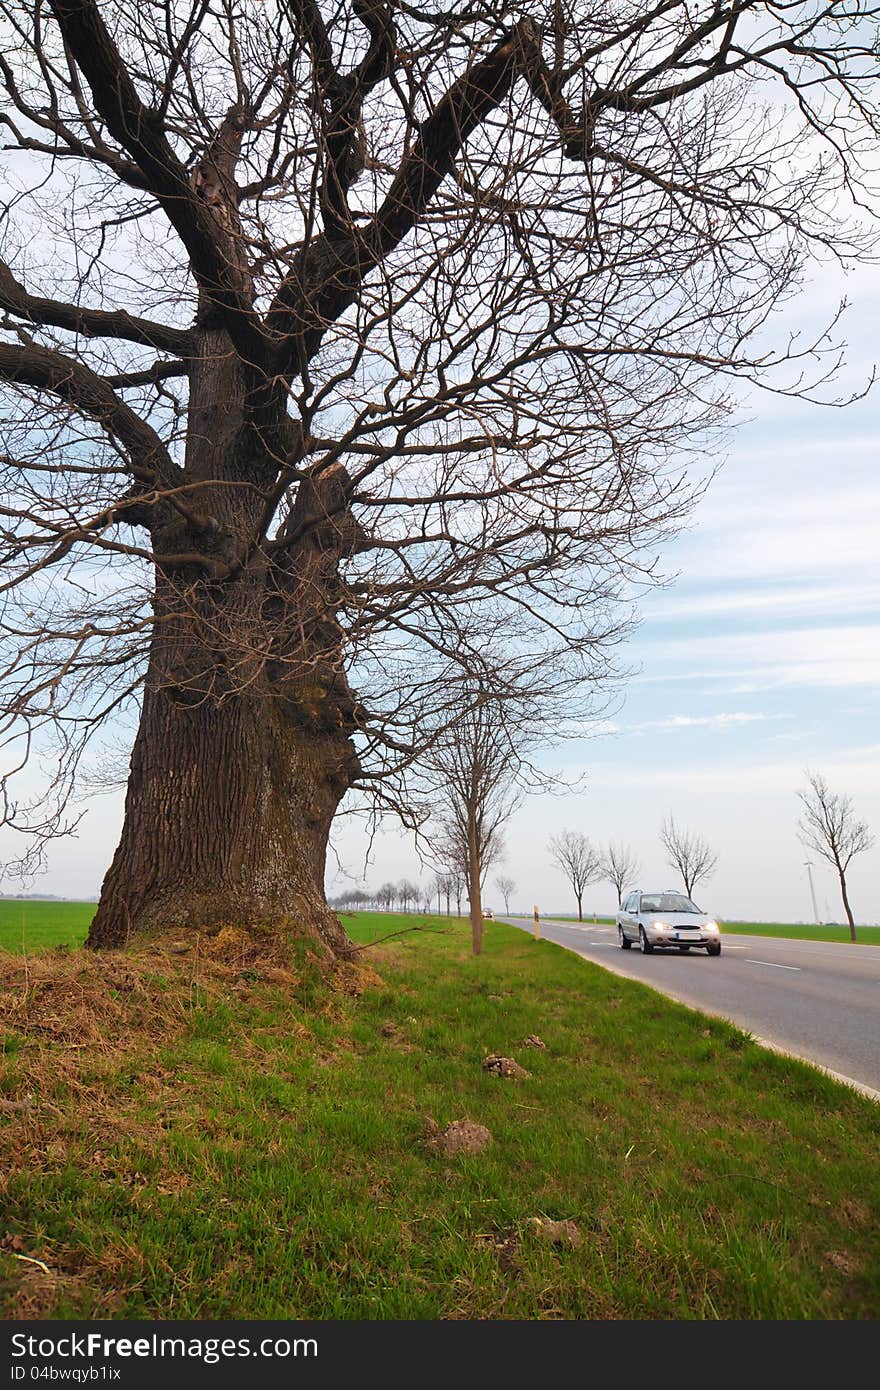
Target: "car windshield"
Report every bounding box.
[639,893,700,914]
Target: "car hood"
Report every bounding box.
[643,913,713,928]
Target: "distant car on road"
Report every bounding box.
[482,909,494,920]
[616,890,722,956]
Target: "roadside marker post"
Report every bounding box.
[533,905,540,940]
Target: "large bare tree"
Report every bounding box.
[1,4,876,956]
[548,828,601,920]
[797,770,874,942]
[660,816,718,900]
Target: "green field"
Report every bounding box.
[6,901,878,956]
[1,910,879,1319]
[0,900,96,953]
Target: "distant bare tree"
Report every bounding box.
[397,879,420,913]
[602,843,641,906]
[452,873,465,921]
[660,818,718,900]
[375,882,396,913]
[548,831,601,922]
[797,771,875,942]
[495,875,516,915]
[433,872,455,918]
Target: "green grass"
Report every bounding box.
[718,921,880,946]
[1,910,879,1319]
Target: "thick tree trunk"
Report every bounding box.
[87,667,358,955]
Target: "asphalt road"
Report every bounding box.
[503,917,880,1101]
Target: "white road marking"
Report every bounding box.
[739,943,880,962]
[744,958,801,971]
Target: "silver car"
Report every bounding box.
[617,890,722,956]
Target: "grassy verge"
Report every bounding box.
[718,922,880,945]
[1,911,878,1319]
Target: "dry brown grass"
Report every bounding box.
[0,925,383,1056]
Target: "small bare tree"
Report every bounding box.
[495,875,516,915]
[428,693,521,955]
[548,831,601,922]
[797,771,874,942]
[602,843,641,906]
[660,818,718,900]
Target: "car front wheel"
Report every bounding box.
[706,943,721,957]
[639,927,654,955]
[618,925,631,951]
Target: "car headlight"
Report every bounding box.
[652,921,669,931]
[704,921,719,933]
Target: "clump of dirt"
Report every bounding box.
[839,1198,871,1229]
[328,960,385,996]
[482,1054,531,1078]
[475,1230,521,1273]
[200,925,275,964]
[1,1258,92,1321]
[423,1117,493,1156]
[529,1217,583,1249]
[521,1035,546,1049]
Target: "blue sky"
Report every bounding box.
[6,267,878,925]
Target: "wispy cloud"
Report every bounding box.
[645,582,880,626]
[633,712,790,733]
[583,743,880,796]
[634,623,880,691]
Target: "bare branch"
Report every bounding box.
[0,340,179,489]
[0,259,194,356]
